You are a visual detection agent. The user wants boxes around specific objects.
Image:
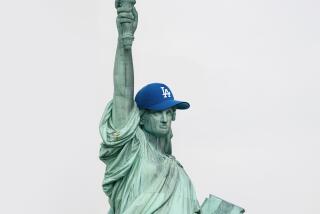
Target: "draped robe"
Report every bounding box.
[99,101,200,214]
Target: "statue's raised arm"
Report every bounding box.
[112,1,138,129]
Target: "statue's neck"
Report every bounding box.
[142,130,172,155]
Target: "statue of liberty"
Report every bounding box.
[99,1,245,213]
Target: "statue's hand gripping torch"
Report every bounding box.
[115,0,136,49]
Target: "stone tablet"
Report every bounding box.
[201,195,245,214]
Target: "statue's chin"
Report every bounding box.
[141,127,169,138]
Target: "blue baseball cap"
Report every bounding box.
[135,83,190,111]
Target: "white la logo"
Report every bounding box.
[161,87,171,98]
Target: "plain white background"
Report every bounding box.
[0,0,319,213]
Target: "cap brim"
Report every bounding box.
[146,99,190,111]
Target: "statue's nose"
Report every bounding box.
[161,112,168,122]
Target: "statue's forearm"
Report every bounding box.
[113,41,134,96]
[112,40,135,129]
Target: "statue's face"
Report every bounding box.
[140,108,175,137]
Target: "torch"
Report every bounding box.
[115,0,136,49]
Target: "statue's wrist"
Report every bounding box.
[117,37,125,47]
[117,36,134,50]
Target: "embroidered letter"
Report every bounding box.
[161,87,171,98]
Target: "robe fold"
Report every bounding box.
[99,101,200,214]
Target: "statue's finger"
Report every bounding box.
[117,18,133,24]
[117,12,134,20]
[117,7,132,14]
[115,0,120,9]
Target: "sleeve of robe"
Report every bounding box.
[99,100,141,198]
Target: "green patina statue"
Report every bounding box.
[99,1,245,213]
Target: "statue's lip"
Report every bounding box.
[159,125,168,129]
